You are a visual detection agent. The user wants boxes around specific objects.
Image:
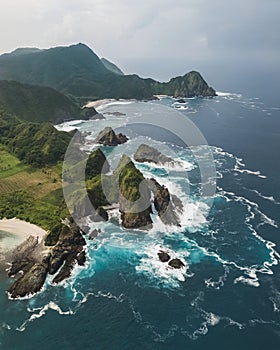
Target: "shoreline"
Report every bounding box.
[0,218,47,247]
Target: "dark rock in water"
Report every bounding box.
[52,247,86,284]
[81,225,90,235]
[76,250,86,266]
[49,224,86,279]
[168,258,185,269]
[176,99,186,103]
[8,257,34,278]
[90,207,109,222]
[158,251,171,262]
[96,126,128,146]
[82,106,99,119]
[89,228,101,240]
[148,178,182,226]
[8,256,50,299]
[134,144,173,165]
[120,210,153,229]
[7,222,87,298]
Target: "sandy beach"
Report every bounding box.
[0,218,48,266]
[0,218,47,245]
[85,99,116,109]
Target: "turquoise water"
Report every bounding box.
[1,93,280,349]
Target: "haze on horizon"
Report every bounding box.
[0,0,279,92]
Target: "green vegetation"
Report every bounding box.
[0,115,73,167]
[0,190,68,232]
[0,146,29,178]
[101,57,124,75]
[0,80,82,123]
[85,148,110,180]
[0,109,73,245]
[118,155,146,202]
[0,43,216,99]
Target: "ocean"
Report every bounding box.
[1,80,280,349]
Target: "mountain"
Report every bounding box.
[0,80,83,123]
[101,57,124,75]
[0,43,216,99]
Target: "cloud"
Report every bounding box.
[0,0,279,79]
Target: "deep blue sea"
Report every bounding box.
[1,82,280,349]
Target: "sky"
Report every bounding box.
[0,0,279,89]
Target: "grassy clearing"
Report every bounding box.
[0,147,29,178]
[0,148,67,236]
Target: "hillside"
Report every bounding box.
[0,43,216,99]
[0,80,83,123]
[101,57,124,75]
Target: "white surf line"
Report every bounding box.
[245,188,280,205]
[17,301,74,332]
[216,187,280,267]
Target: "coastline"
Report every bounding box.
[0,218,47,244]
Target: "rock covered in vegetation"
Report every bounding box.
[85,148,110,180]
[116,155,153,229]
[96,127,128,146]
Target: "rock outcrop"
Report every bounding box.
[85,148,110,180]
[168,258,185,269]
[148,178,183,226]
[8,256,50,299]
[7,221,86,299]
[96,127,128,146]
[134,144,173,165]
[116,155,153,229]
[90,206,109,222]
[158,251,171,262]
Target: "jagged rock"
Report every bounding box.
[148,178,182,226]
[82,106,100,119]
[8,257,34,278]
[8,255,50,299]
[76,251,86,266]
[168,258,185,269]
[158,251,171,262]
[90,207,109,222]
[81,225,90,235]
[120,210,153,229]
[134,144,173,165]
[89,229,101,240]
[96,127,128,146]
[49,224,86,280]
[176,99,186,103]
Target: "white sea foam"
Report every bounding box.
[216,91,242,98]
[205,265,230,289]
[135,244,189,289]
[96,100,135,113]
[17,301,74,332]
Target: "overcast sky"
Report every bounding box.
[0,0,279,84]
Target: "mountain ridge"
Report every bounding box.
[0,43,216,99]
